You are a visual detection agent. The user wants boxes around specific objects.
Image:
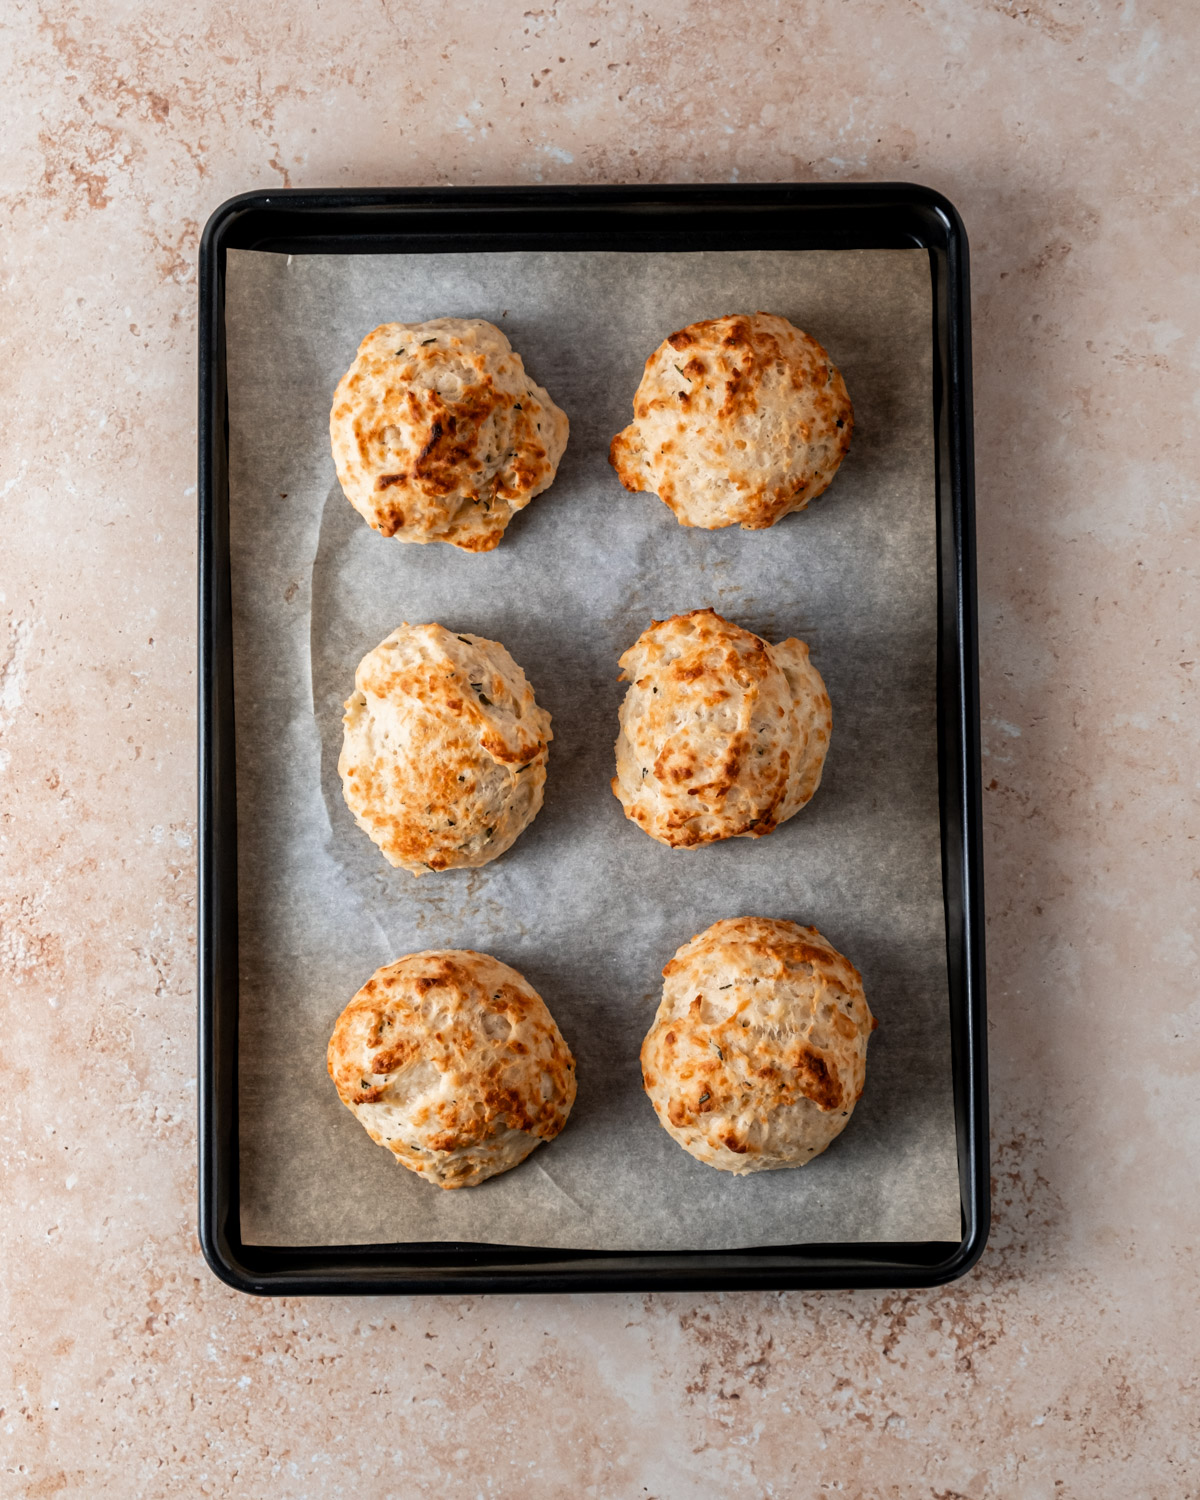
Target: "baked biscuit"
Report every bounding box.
[328,949,576,1189]
[339,623,552,875]
[610,312,852,530]
[330,317,569,551]
[612,608,831,848]
[641,917,876,1173]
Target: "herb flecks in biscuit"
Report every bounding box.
[610,312,852,530]
[328,950,576,1189]
[340,623,552,875]
[612,608,831,848]
[331,318,569,551]
[641,918,876,1173]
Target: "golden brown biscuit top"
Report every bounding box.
[330,318,569,552]
[339,623,552,876]
[641,917,876,1169]
[612,608,831,848]
[327,949,576,1189]
[610,311,853,530]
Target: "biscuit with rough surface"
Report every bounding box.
[612,608,831,848]
[339,623,552,875]
[641,917,876,1173]
[330,318,569,551]
[610,312,852,530]
[328,949,576,1189]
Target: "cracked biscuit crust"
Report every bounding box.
[328,949,576,1189]
[610,312,852,530]
[641,918,876,1174]
[612,608,831,849]
[339,622,552,876]
[330,317,569,551]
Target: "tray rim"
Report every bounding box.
[198,181,988,1296]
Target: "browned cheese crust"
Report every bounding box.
[641,917,877,1174]
[327,949,577,1189]
[330,317,569,552]
[609,311,853,530]
[612,608,831,848]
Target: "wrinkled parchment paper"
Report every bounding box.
[226,246,961,1249]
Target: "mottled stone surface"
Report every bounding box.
[1,2,1197,1494]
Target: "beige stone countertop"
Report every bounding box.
[2,2,1197,1495]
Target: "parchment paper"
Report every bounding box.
[226,246,961,1250]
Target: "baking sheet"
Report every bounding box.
[226,246,961,1250]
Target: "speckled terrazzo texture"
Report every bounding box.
[1,2,1197,1494]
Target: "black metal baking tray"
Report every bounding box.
[198,183,987,1295]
